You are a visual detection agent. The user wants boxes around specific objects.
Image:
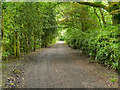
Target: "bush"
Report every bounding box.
[66,26,120,69]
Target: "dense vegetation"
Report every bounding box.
[1,2,120,70]
[59,2,120,70]
[2,2,59,59]
[66,26,120,69]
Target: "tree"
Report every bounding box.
[2,2,59,59]
[77,2,120,25]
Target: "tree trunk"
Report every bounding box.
[20,33,23,53]
[14,32,17,57]
[99,8,106,26]
[39,37,41,49]
[16,32,20,57]
[2,9,4,53]
[25,34,29,53]
[33,34,36,51]
[81,21,86,32]
[13,31,20,58]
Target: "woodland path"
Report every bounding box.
[22,41,118,88]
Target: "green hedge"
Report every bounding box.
[66,26,120,69]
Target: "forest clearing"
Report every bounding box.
[1,1,120,89]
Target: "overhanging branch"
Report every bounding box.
[77,2,107,10]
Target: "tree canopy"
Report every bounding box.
[1,2,120,70]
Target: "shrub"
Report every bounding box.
[66,26,120,69]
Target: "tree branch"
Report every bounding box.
[93,8,102,27]
[77,2,107,10]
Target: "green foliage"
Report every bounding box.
[2,51,10,60]
[66,25,120,69]
[2,2,58,59]
[2,2,120,71]
[59,36,65,41]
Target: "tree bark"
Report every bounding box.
[16,32,20,57]
[33,34,36,51]
[93,8,102,27]
[81,21,86,32]
[1,9,4,53]
[25,33,29,53]
[77,2,106,10]
[20,33,23,52]
[99,8,106,26]
[14,32,17,57]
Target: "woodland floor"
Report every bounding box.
[2,41,118,88]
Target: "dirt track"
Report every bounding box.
[21,41,118,88]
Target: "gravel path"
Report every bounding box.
[22,41,118,88]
